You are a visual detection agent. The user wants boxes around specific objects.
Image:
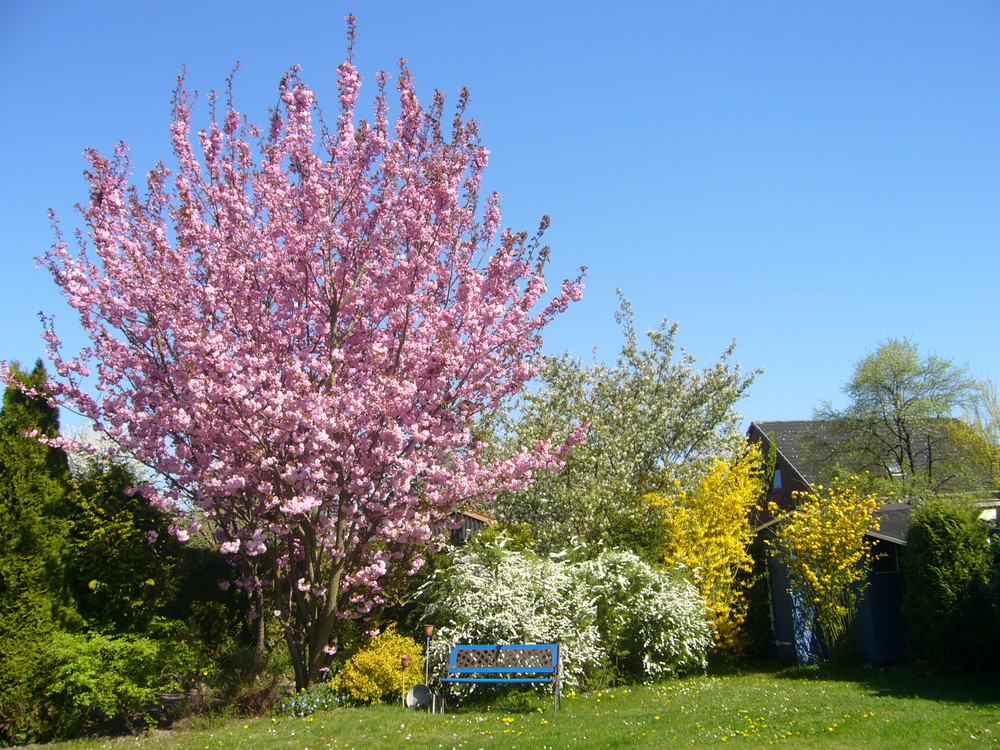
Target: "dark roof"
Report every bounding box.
[749,420,841,487]
[869,502,914,545]
[749,418,993,493]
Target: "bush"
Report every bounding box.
[331,626,424,705]
[576,549,712,680]
[210,643,291,718]
[417,539,711,691]
[0,632,53,745]
[35,626,204,740]
[419,539,603,690]
[903,497,998,669]
[1,621,207,744]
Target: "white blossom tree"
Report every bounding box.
[487,295,760,557]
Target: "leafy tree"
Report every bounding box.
[815,338,978,493]
[769,476,880,664]
[649,441,766,652]
[488,294,759,557]
[0,361,76,743]
[0,361,74,620]
[64,462,185,632]
[902,496,996,669]
[63,433,252,656]
[951,381,1000,491]
[24,21,582,689]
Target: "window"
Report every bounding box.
[870,540,899,573]
[771,468,783,490]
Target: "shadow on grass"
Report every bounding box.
[773,662,1000,706]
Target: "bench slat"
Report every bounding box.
[448,666,554,674]
[441,677,553,684]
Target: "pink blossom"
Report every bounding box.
[24,27,583,690]
[169,525,190,543]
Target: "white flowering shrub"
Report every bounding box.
[575,549,712,679]
[417,538,711,691]
[418,538,602,689]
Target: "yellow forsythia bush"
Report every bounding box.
[651,443,766,654]
[770,475,880,660]
[331,626,425,705]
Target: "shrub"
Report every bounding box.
[769,476,880,664]
[576,549,712,680]
[38,626,205,740]
[419,539,602,690]
[903,496,997,668]
[651,444,766,654]
[212,643,290,717]
[0,632,53,745]
[417,539,711,691]
[331,626,424,705]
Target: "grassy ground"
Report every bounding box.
[41,664,1000,749]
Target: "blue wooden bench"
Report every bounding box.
[439,643,562,713]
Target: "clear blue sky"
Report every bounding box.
[1,1,997,427]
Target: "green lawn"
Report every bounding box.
[45,665,1000,749]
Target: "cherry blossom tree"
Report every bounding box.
[24,21,583,688]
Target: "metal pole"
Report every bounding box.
[423,624,434,687]
[401,654,411,708]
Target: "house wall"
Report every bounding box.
[449,512,491,544]
[853,568,907,663]
[765,548,797,661]
[747,425,813,523]
[852,539,908,663]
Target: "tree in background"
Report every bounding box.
[0,378,250,744]
[951,381,1000,492]
[0,361,76,743]
[65,462,184,633]
[902,496,997,669]
[60,429,250,657]
[0,361,73,622]
[769,476,880,664]
[488,294,758,558]
[650,441,766,653]
[22,19,582,690]
[814,338,978,494]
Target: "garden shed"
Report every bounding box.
[754,499,911,664]
[748,421,933,664]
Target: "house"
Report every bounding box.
[450,508,495,544]
[747,420,996,664]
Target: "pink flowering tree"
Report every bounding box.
[30,22,583,688]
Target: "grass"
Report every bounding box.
[41,664,1000,749]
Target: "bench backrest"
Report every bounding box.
[447,644,559,676]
